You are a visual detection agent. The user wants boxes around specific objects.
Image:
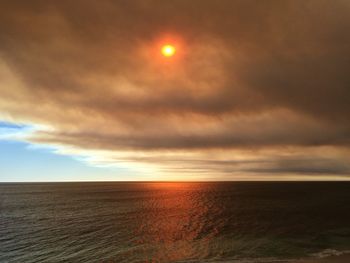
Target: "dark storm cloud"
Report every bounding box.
[31,111,350,151]
[0,0,349,178]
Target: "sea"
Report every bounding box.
[1,182,350,262]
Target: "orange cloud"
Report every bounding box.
[0,0,350,179]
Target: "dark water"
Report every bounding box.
[1,182,350,262]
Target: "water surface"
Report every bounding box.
[1,182,350,262]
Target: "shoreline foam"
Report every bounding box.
[294,253,350,263]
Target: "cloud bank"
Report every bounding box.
[1,0,350,179]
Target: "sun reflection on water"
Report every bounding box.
[133,182,223,262]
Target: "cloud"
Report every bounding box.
[0,0,349,179]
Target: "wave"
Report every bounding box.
[310,248,350,259]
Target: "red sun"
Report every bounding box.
[161,44,176,57]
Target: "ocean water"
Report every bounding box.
[1,182,350,263]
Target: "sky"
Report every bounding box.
[0,0,350,181]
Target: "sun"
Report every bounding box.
[161,44,176,57]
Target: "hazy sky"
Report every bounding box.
[1,0,350,181]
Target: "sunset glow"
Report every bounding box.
[1,2,350,262]
[1,1,350,182]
